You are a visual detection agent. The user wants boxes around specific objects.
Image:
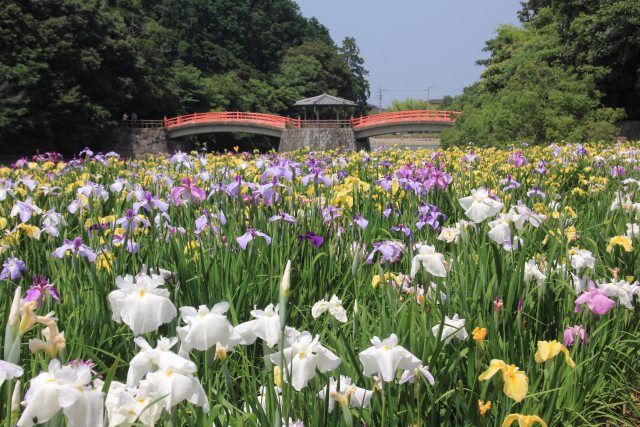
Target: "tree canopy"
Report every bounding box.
[442,3,632,147]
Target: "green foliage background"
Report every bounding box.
[442,2,639,147]
[0,0,370,154]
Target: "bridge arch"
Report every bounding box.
[164,112,298,139]
[163,110,460,140]
[351,110,459,139]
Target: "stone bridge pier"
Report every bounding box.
[278,128,356,152]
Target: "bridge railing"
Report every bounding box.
[164,112,300,129]
[299,119,352,129]
[119,119,164,129]
[351,110,461,128]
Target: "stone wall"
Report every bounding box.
[109,127,188,158]
[279,128,356,152]
[617,121,640,140]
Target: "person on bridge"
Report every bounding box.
[131,112,138,123]
[122,113,129,121]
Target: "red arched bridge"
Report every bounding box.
[163,110,460,139]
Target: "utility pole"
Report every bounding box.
[378,87,383,113]
[425,86,432,102]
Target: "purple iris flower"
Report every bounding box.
[51,237,97,262]
[87,223,110,237]
[462,149,480,164]
[269,212,297,224]
[416,203,446,230]
[10,199,42,223]
[391,224,413,239]
[526,186,546,199]
[79,147,94,158]
[254,178,288,207]
[322,205,343,224]
[425,168,452,191]
[12,158,27,168]
[574,145,588,157]
[195,215,215,235]
[502,235,523,252]
[395,164,414,180]
[25,276,60,306]
[378,160,392,167]
[508,151,527,168]
[365,241,405,264]
[301,167,333,187]
[534,161,548,174]
[112,234,139,254]
[116,209,149,232]
[563,325,588,347]
[499,175,521,192]
[375,175,394,191]
[236,227,271,250]
[610,165,626,177]
[19,177,38,192]
[195,210,226,235]
[297,232,324,247]
[77,182,108,201]
[383,204,400,218]
[574,285,615,315]
[0,257,27,280]
[255,182,276,206]
[353,214,368,230]
[171,177,206,206]
[225,176,243,198]
[133,191,169,213]
[261,164,294,182]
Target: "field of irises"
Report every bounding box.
[0,143,639,426]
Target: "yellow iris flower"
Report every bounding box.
[606,235,634,253]
[478,359,529,402]
[501,414,547,427]
[534,340,575,368]
[17,224,40,240]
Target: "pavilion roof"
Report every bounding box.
[294,93,356,107]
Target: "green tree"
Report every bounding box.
[518,1,640,118]
[0,0,140,153]
[339,37,370,115]
[442,19,624,147]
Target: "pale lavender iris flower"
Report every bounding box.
[51,237,97,262]
[237,228,271,250]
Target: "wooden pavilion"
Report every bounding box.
[294,93,356,125]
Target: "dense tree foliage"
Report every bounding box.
[518,0,640,119]
[0,0,369,154]
[443,5,630,147]
[0,0,139,153]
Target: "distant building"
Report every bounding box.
[368,103,386,114]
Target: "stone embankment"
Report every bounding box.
[110,128,187,158]
[369,137,440,150]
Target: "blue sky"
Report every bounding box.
[295,0,522,107]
